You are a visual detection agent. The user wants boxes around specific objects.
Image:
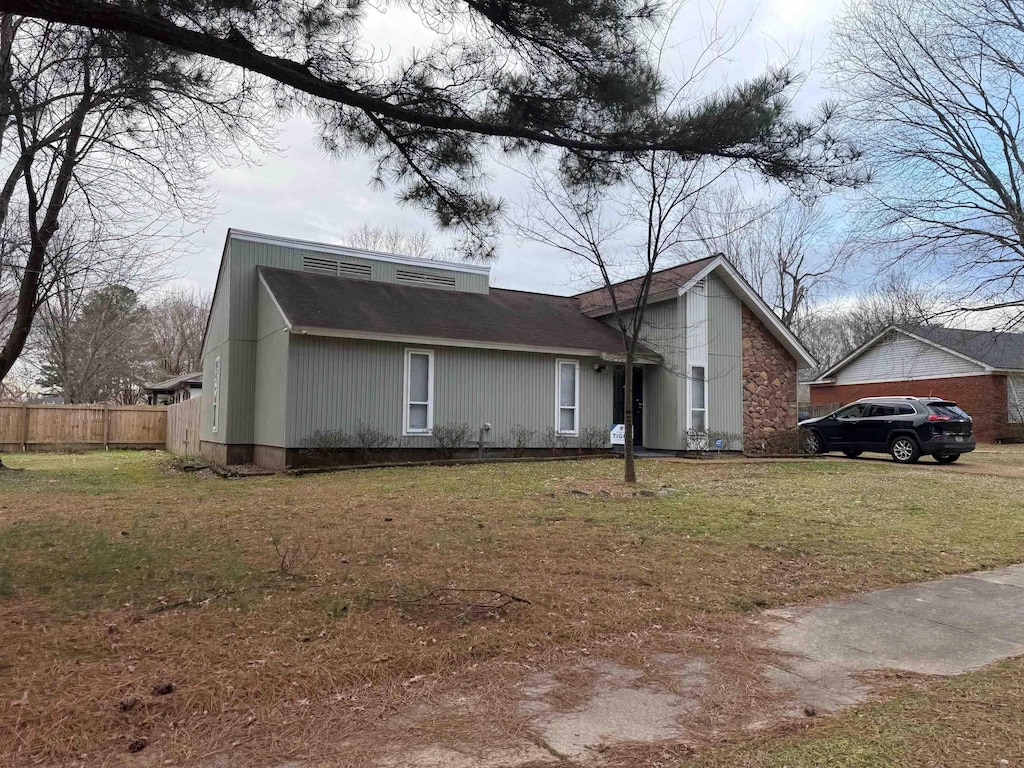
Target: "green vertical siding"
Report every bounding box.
[706,273,744,448]
[286,336,612,449]
[636,298,685,450]
[199,232,489,447]
[200,244,233,443]
[253,281,290,447]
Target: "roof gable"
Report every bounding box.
[819,325,1024,385]
[827,329,986,384]
[818,324,1024,383]
[573,254,815,370]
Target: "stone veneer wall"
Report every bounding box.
[741,305,798,451]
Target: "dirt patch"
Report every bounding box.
[543,476,678,499]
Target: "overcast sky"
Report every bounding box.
[176,0,846,297]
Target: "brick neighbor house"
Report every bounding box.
[809,325,1024,442]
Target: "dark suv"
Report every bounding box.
[799,396,976,464]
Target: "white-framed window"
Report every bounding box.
[556,359,579,434]
[688,365,706,430]
[403,348,434,435]
[211,356,221,434]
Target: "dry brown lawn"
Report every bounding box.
[0,448,1022,767]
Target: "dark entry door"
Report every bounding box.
[612,366,644,447]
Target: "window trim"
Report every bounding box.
[211,356,221,434]
[555,359,580,435]
[403,348,435,436]
[687,364,707,431]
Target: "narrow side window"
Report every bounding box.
[556,359,579,434]
[211,356,221,434]
[689,365,706,430]
[404,349,434,435]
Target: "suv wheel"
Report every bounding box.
[889,436,921,464]
[804,430,825,454]
[934,453,960,464]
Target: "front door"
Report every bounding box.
[613,366,644,447]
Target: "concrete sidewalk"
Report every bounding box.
[763,564,1024,713]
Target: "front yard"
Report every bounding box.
[1,449,1022,766]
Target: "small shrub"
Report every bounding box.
[508,424,536,457]
[541,427,572,451]
[300,429,352,464]
[749,428,806,456]
[432,421,472,459]
[578,425,608,452]
[302,429,351,451]
[353,422,396,463]
[688,429,742,453]
[271,532,322,577]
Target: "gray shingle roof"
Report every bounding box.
[259,267,643,356]
[904,324,1024,370]
[145,371,202,391]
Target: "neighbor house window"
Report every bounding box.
[689,365,706,430]
[211,356,221,434]
[404,349,434,435]
[556,359,579,434]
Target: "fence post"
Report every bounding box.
[102,406,109,450]
[21,404,29,452]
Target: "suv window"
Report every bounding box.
[835,404,869,419]
[896,404,915,415]
[866,404,898,417]
[928,402,972,420]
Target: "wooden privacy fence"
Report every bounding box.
[165,397,203,457]
[0,403,167,452]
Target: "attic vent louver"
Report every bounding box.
[395,268,457,289]
[302,255,371,280]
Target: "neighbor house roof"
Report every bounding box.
[258,266,650,358]
[903,324,1024,370]
[815,324,1024,382]
[144,372,202,392]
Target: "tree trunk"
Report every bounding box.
[0,82,89,383]
[623,354,636,483]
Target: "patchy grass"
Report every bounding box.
[0,450,1023,766]
[683,657,1024,768]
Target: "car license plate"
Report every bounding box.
[954,435,964,442]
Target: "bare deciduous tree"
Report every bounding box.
[517,154,725,482]
[795,272,937,377]
[147,288,210,380]
[683,189,855,327]
[0,16,266,386]
[830,0,1024,323]
[343,224,435,260]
